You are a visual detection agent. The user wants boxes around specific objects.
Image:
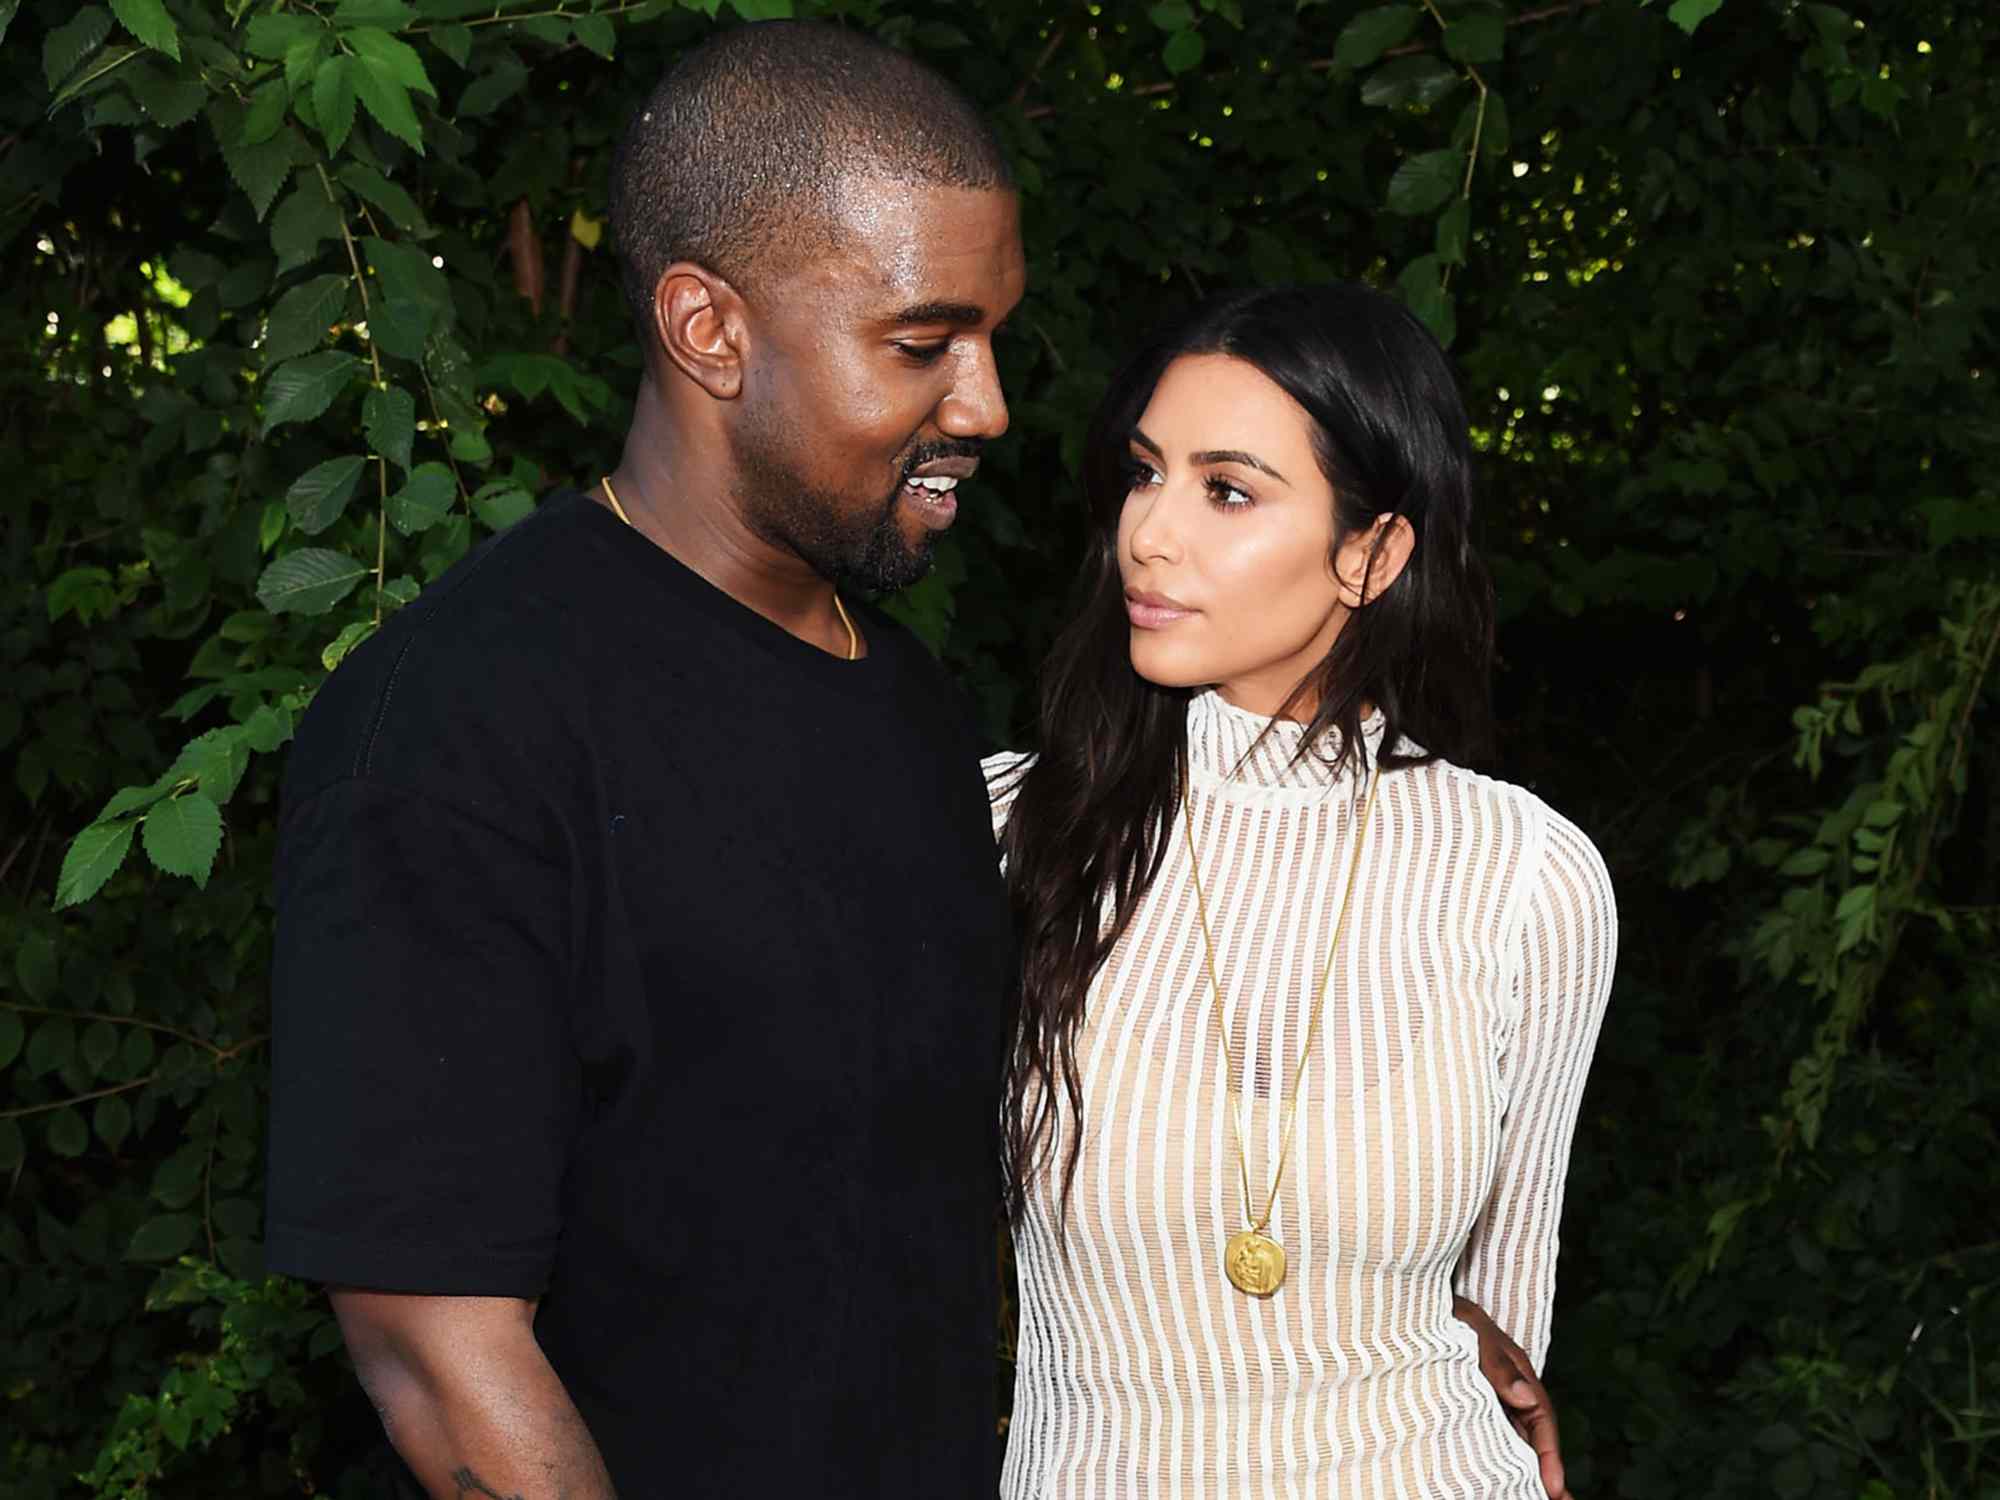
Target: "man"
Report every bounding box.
[265,21,1569,1499]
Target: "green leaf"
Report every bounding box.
[261,351,364,435]
[1149,1,1195,29]
[314,55,359,153]
[167,728,252,805]
[1361,55,1459,109]
[333,0,417,24]
[55,820,137,909]
[340,162,424,230]
[473,485,535,532]
[15,932,57,1002]
[47,1108,89,1159]
[571,13,616,57]
[368,299,435,360]
[1435,197,1470,265]
[285,31,326,93]
[0,1011,24,1071]
[0,0,18,49]
[1668,0,1726,34]
[364,235,450,315]
[345,26,436,97]
[216,115,301,221]
[94,1094,132,1153]
[46,566,118,625]
[270,184,345,275]
[1442,12,1505,65]
[80,1020,117,1077]
[727,0,793,17]
[431,24,474,68]
[1396,252,1456,346]
[109,0,179,59]
[127,1213,201,1262]
[322,619,380,671]
[365,384,417,470]
[43,5,112,90]
[1162,27,1204,75]
[1386,148,1460,215]
[153,1147,205,1208]
[121,58,205,124]
[263,274,350,365]
[353,55,424,149]
[457,54,528,118]
[241,78,289,144]
[257,548,371,615]
[1333,5,1419,71]
[141,795,224,886]
[387,462,458,535]
[26,1017,75,1078]
[245,13,318,60]
[287,455,370,535]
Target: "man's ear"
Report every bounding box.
[650,262,746,400]
[1333,513,1416,609]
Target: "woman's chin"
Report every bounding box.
[1127,638,1213,691]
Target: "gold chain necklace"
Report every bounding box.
[1179,755,1381,1297]
[598,475,858,661]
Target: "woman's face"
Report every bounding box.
[1117,353,1387,719]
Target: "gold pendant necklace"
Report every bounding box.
[599,475,858,661]
[1180,753,1380,1297]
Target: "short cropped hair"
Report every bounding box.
[609,21,1014,336]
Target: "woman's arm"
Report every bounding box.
[1454,809,1618,1370]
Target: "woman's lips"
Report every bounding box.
[1125,589,1197,629]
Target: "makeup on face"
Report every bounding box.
[1116,353,1350,717]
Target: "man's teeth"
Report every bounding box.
[906,475,959,494]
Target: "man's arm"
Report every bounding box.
[1453,1294,1570,1500]
[330,1291,616,1500]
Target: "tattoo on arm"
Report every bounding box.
[450,1468,526,1500]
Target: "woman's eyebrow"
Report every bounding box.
[1192,448,1289,485]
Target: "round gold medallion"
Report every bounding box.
[1223,1229,1287,1297]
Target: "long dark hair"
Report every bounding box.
[999,282,1496,1222]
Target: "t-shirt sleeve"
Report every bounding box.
[1452,807,1617,1371]
[264,776,579,1298]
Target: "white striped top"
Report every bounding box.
[987,690,1617,1499]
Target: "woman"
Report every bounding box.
[989,284,1616,1497]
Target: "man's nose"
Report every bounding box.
[938,345,1010,441]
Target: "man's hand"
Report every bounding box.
[1452,1295,1571,1500]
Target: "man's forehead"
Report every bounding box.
[812,176,1025,317]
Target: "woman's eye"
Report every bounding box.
[1204,475,1254,509]
[1124,458,1161,492]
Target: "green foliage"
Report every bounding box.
[2,0,1995,1494]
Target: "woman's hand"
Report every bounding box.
[1452,1295,1571,1500]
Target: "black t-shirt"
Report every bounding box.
[266,489,1011,1495]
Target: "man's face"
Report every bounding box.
[729,176,1026,592]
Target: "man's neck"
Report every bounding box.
[605,390,860,659]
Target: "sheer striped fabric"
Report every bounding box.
[987,690,1617,1499]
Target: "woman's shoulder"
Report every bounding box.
[980,750,1037,843]
[1398,756,1614,904]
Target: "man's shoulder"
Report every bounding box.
[283,492,612,800]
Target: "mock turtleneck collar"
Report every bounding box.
[1184,688,1387,793]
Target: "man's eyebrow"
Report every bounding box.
[886,300,987,326]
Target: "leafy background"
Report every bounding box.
[2,0,1996,1495]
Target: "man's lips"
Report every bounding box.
[1125,588,1198,628]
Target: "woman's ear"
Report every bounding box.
[1333,513,1415,608]
[650,262,747,400]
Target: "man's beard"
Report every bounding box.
[734,426,971,594]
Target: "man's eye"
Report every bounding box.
[894,342,949,364]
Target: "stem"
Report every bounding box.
[0,1075,155,1120]
[317,164,384,385]
[407,1,651,35]
[0,1002,233,1058]
[375,458,388,623]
